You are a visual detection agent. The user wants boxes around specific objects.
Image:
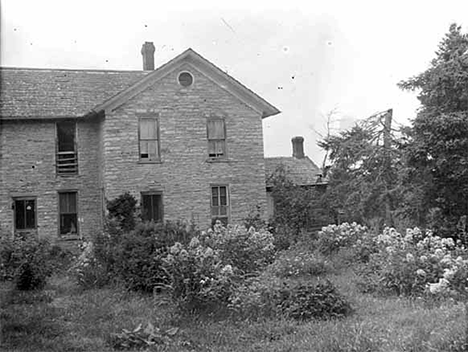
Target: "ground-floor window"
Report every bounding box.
[211,185,229,225]
[59,191,78,235]
[14,198,37,231]
[141,193,163,222]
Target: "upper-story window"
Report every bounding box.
[56,121,78,176]
[207,118,226,158]
[139,117,160,162]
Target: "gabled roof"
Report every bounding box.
[265,156,324,188]
[0,68,146,119]
[0,48,280,120]
[93,48,280,118]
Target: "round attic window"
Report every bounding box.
[178,72,193,87]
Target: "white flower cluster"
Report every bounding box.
[426,254,468,296]
[318,222,369,248]
[375,226,468,298]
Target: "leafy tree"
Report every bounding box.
[106,192,137,232]
[398,23,468,236]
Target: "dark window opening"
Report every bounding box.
[14,199,36,231]
[211,185,229,225]
[56,121,78,175]
[142,193,163,222]
[59,192,78,235]
[139,118,160,161]
[207,119,226,158]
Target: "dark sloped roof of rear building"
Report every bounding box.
[0,67,147,119]
[265,156,323,187]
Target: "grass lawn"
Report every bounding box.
[1,267,466,352]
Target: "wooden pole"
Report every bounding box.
[383,109,393,227]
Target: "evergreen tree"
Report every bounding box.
[399,23,468,235]
[319,109,402,228]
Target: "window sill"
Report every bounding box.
[206,158,230,163]
[138,160,163,164]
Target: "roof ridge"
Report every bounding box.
[0,66,147,73]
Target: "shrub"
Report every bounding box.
[269,224,294,251]
[316,222,370,255]
[162,239,237,313]
[71,220,198,292]
[228,271,283,318]
[0,234,55,290]
[115,221,197,292]
[106,192,138,232]
[229,273,352,320]
[161,222,275,313]
[278,279,352,320]
[48,244,74,273]
[198,222,275,275]
[243,204,267,230]
[358,227,468,298]
[114,234,168,292]
[71,241,111,289]
[267,246,329,278]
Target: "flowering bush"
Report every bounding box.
[316,222,375,261]
[162,239,237,312]
[360,227,468,298]
[161,222,275,313]
[197,222,275,274]
[70,241,113,289]
[425,254,468,299]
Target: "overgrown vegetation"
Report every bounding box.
[268,166,331,248]
[0,233,68,290]
[2,24,468,352]
[72,220,198,292]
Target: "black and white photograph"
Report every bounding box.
[1,0,468,350]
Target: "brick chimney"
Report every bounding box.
[292,136,305,159]
[141,42,155,70]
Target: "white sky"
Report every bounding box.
[2,0,467,165]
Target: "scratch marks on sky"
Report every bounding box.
[221,18,236,34]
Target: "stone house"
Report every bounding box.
[0,42,280,243]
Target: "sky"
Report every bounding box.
[2,0,468,166]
